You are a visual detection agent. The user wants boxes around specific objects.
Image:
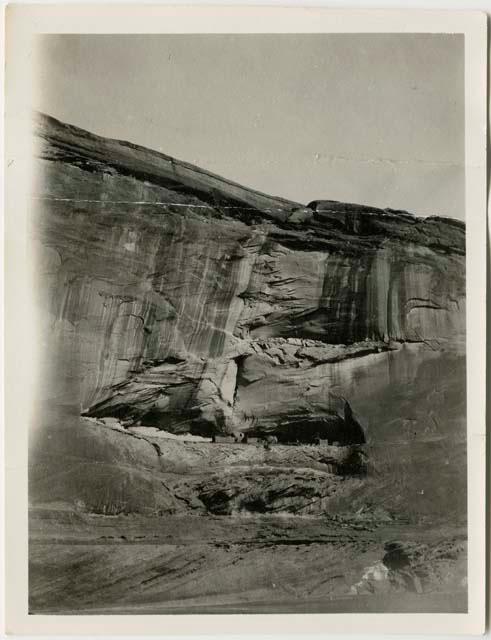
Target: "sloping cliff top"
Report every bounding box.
[34,112,464,256]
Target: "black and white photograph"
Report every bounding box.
[4,6,487,635]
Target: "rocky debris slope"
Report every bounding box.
[34,113,465,448]
[30,417,366,517]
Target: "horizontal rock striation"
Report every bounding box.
[34,113,465,445]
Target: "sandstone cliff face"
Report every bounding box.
[29,114,467,613]
[34,113,465,446]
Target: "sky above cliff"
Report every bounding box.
[35,34,464,219]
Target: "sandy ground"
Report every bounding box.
[29,508,467,614]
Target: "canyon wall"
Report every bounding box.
[33,113,465,445]
[28,114,468,614]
